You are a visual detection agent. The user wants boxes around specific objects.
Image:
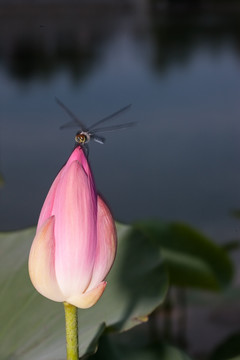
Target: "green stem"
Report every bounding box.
[64,302,79,360]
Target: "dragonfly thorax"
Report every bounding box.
[75,131,91,144]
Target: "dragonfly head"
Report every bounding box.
[75,131,90,145]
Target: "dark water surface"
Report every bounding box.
[0,1,240,247]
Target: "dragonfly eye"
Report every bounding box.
[75,133,87,144]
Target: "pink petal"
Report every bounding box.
[37,168,63,231]
[53,160,97,297]
[28,216,64,302]
[65,146,93,180]
[67,281,107,309]
[87,196,117,291]
[37,147,91,231]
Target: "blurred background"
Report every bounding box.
[0,0,240,358]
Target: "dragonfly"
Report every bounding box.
[56,97,135,154]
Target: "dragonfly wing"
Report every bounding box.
[88,104,132,131]
[55,97,87,131]
[92,121,136,134]
[92,134,105,144]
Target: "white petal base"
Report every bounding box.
[28,217,65,302]
[67,281,107,309]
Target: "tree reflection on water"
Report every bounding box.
[0,1,240,81]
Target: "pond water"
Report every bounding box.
[0,1,240,248]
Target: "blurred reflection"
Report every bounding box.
[0,2,131,81]
[1,1,240,81]
[149,0,240,71]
